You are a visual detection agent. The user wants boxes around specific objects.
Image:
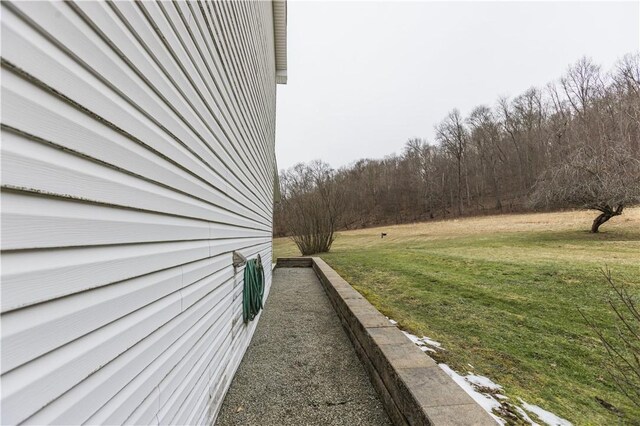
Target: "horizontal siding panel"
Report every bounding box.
[8,0,272,216]
[2,192,205,251]
[2,235,269,312]
[142,1,271,188]
[196,3,272,178]
[2,292,182,425]
[159,2,271,189]
[221,1,272,146]
[158,331,231,425]
[0,7,234,196]
[157,325,229,415]
[83,295,232,425]
[211,2,268,137]
[212,1,274,156]
[140,1,272,209]
[2,238,209,313]
[1,192,265,251]
[125,387,160,426]
[1,75,268,225]
[178,1,271,183]
[172,1,266,166]
[6,2,238,189]
[75,0,251,162]
[2,131,267,231]
[107,0,270,213]
[206,349,235,424]
[0,266,185,376]
[173,337,228,426]
[0,256,232,374]
[110,4,270,216]
[19,280,232,425]
[1,0,278,424]
[170,361,212,426]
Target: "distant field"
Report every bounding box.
[274,208,640,424]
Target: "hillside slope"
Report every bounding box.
[275,208,640,424]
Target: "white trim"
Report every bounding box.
[272,0,287,84]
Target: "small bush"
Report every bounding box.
[277,161,342,255]
[581,268,640,412]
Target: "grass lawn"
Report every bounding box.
[274,208,640,425]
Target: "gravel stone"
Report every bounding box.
[216,267,391,426]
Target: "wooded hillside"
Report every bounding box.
[275,54,640,236]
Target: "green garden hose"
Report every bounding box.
[242,255,265,323]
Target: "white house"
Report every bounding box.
[0,0,286,424]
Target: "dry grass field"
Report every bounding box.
[274,208,640,424]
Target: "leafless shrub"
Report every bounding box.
[581,269,640,411]
[278,161,342,255]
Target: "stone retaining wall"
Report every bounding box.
[276,257,497,426]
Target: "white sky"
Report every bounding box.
[274,0,640,170]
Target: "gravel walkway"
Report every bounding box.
[216,267,391,425]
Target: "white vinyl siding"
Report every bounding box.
[1,1,279,424]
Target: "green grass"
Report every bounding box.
[274,209,640,425]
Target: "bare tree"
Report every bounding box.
[436,109,468,216]
[561,56,604,116]
[468,106,506,210]
[531,143,640,232]
[403,138,437,217]
[611,53,640,156]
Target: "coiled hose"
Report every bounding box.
[242,255,265,323]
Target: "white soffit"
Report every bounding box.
[273,0,287,84]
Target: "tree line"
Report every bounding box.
[275,54,640,248]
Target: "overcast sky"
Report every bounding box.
[274,0,640,170]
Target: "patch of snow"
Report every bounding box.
[399,329,444,351]
[515,406,540,426]
[422,336,443,348]
[386,317,571,426]
[465,373,503,391]
[401,330,422,345]
[438,364,504,425]
[519,399,573,426]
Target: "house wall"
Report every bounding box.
[1,1,278,424]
